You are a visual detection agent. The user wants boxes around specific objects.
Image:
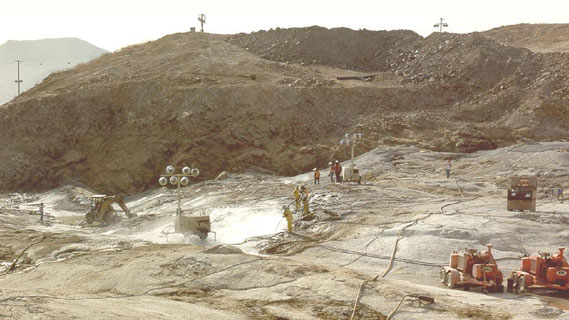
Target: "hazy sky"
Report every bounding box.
[2,0,568,51]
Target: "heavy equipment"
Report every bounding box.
[508,247,569,293]
[175,214,212,240]
[440,244,504,292]
[159,165,213,240]
[507,176,537,211]
[341,164,362,184]
[339,133,364,184]
[85,195,135,226]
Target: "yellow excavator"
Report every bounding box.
[85,195,136,226]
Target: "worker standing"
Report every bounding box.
[282,206,293,232]
[328,162,334,183]
[334,160,342,183]
[293,186,301,212]
[313,168,320,185]
[445,159,452,179]
[300,185,310,215]
[39,202,44,222]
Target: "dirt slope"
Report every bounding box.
[483,23,569,53]
[0,33,409,194]
[2,27,569,194]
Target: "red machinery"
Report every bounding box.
[440,244,504,292]
[508,247,569,293]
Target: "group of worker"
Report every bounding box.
[312,160,343,185]
[294,185,310,215]
[282,185,311,233]
[284,160,346,232]
[329,160,342,183]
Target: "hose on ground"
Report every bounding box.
[386,294,435,320]
[350,220,419,320]
[349,197,478,319]
[2,235,45,275]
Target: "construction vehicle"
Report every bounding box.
[175,214,213,240]
[507,247,569,293]
[341,164,362,184]
[85,195,135,226]
[440,244,504,292]
[507,176,537,211]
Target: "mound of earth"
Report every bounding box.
[483,23,569,53]
[228,26,421,72]
[2,27,569,194]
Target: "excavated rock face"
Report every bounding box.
[2,27,569,194]
[232,27,569,147]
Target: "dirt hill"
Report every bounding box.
[231,28,569,148]
[483,23,569,53]
[2,27,569,194]
[228,26,421,72]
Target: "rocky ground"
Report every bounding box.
[3,142,569,319]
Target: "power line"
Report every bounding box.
[14,60,23,95]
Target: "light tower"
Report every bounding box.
[198,14,206,32]
[339,133,363,184]
[159,165,200,216]
[434,18,448,33]
[158,165,214,240]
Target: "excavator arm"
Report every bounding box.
[115,196,135,218]
[86,195,136,225]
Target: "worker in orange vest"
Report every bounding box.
[313,168,320,185]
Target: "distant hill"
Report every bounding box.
[0,38,107,105]
[482,23,569,53]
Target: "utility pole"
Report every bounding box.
[14,60,23,95]
[433,18,448,33]
[198,14,206,32]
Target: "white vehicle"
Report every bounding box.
[339,133,364,184]
[341,164,361,184]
